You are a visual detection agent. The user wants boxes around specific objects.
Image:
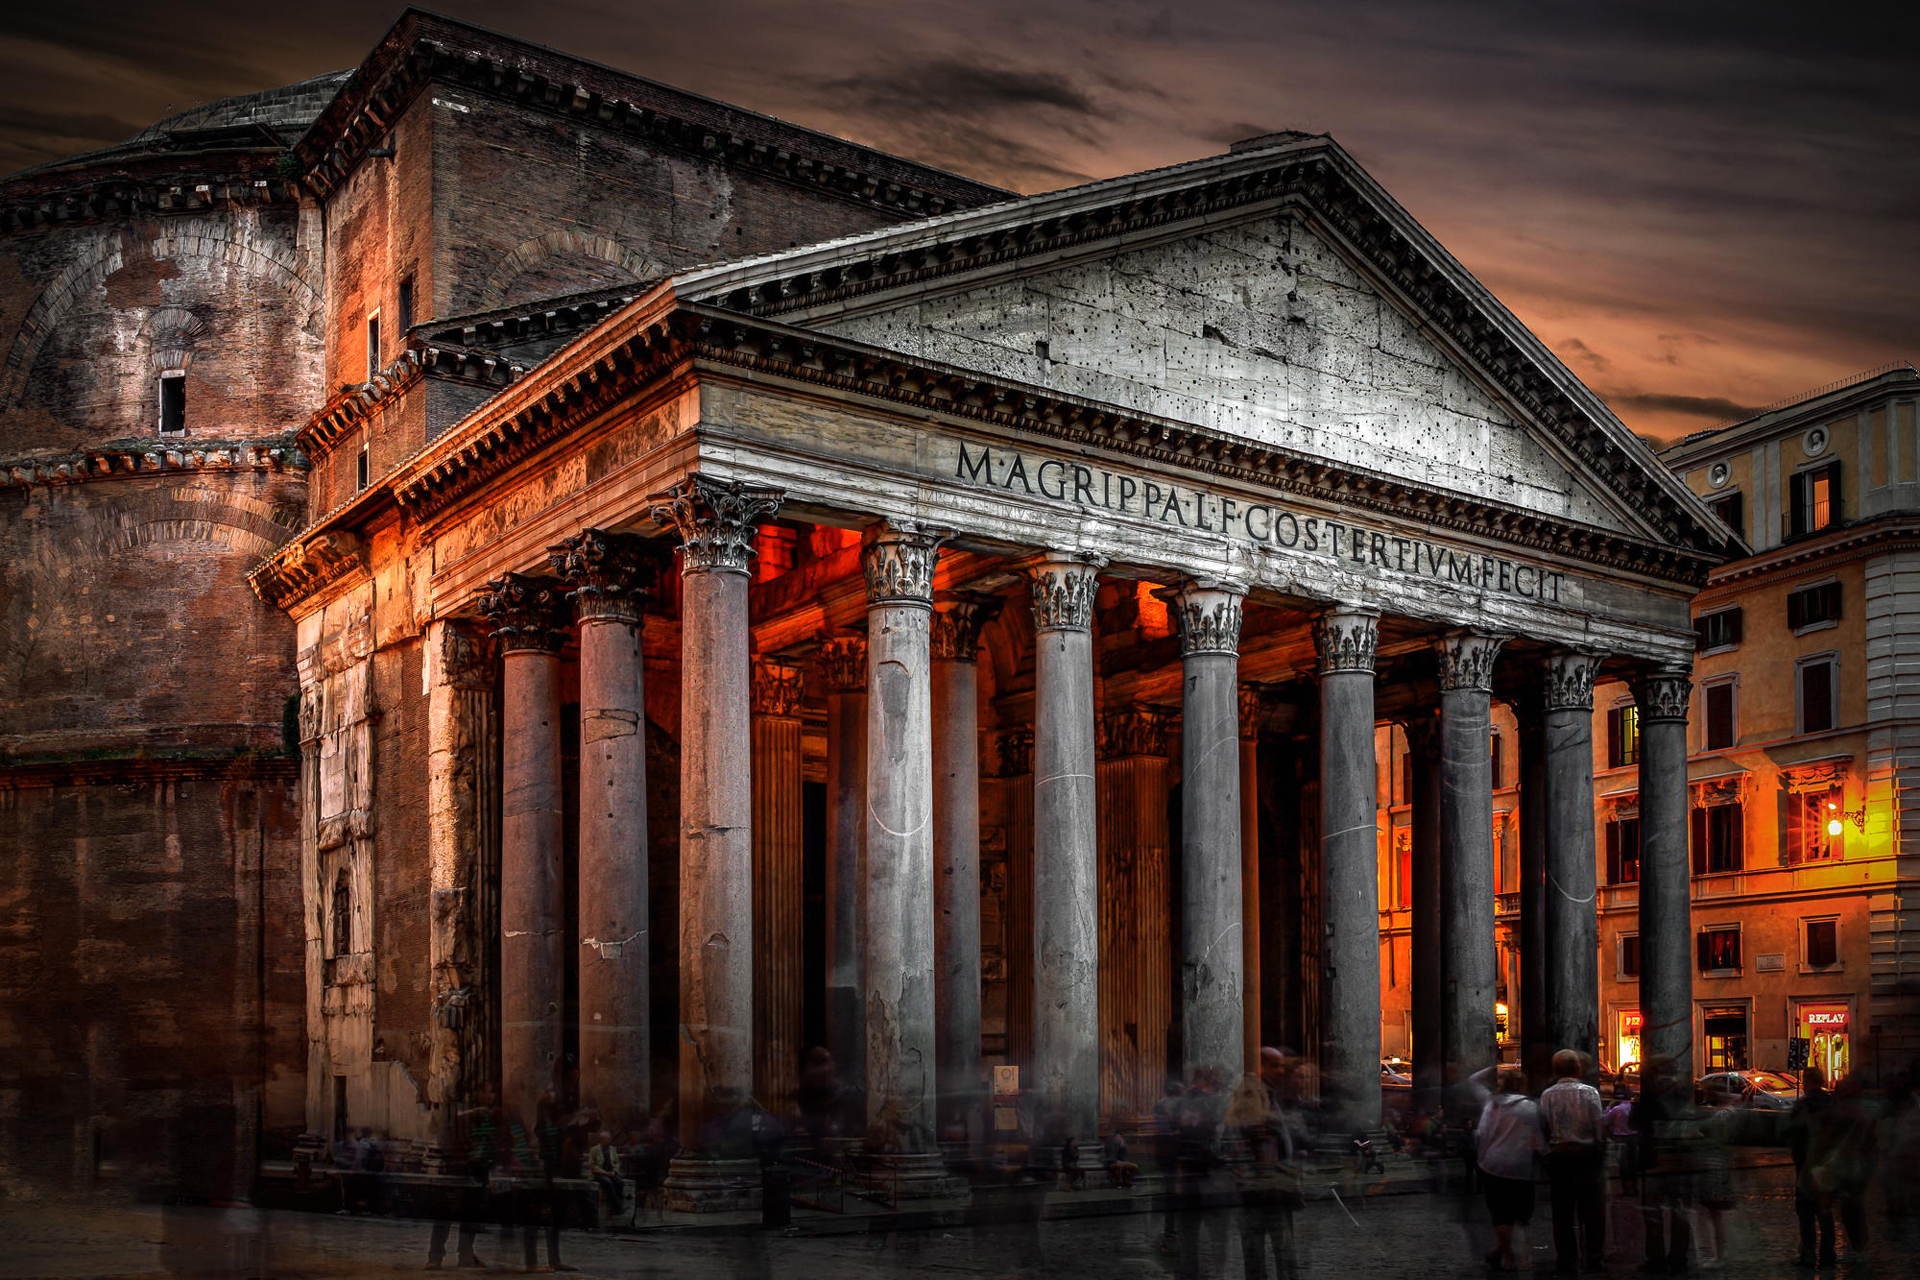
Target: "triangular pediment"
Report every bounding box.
[676,139,1734,555]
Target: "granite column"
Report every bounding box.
[1436,631,1507,1108]
[751,657,805,1112]
[819,636,868,1101]
[1239,687,1263,1072]
[1542,651,1603,1061]
[1634,666,1694,1083]
[1404,711,1442,1104]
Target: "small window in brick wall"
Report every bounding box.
[396,276,415,336]
[157,371,186,435]
[1620,933,1641,978]
[366,311,381,381]
[1805,919,1839,969]
[356,443,371,493]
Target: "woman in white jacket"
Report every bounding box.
[1475,1068,1546,1272]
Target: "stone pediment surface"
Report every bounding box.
[820,215,1630,532]
[675,139,1732,555]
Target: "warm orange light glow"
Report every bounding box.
[1827,819,1844,837]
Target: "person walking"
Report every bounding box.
[1474,1068,1545,1273]
[1803,1073,1878,1268]
[1632,1062,1698,1275]
[513,1091,575,1274]
[1605,1086,1639,1194]
[1540,1051,1606,1274]
[428,1082,501,1271]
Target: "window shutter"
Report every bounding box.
[1802,661,1834,733]
[1787,590,1804,630]
[1827,463,1843,527]
[1729,805,1744,871]
[1727,608,1743,644]
[1782,791,1803,866]
[1607,708,1623,768]
[1822,582,1841,621]
[1789,470,1808,537]
[1691,808,1707,876]
[1606,820,1621,885]
[1697,932,1711,972]
[1706,683,1734,749]
[1693,616,1708,648]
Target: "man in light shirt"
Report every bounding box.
[1540,1050,1606,1274]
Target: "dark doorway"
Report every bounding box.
[801,780,828,1057]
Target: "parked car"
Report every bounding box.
[1696,1069,1798,1110]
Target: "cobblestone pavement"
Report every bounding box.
[5,1164,1915,1279]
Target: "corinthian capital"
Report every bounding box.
[647,475,783,575]
[931,592,1004,661]
[477,573,571,654]
[818,635,867,694]
[549,527,655,623]
[862,525,949,607]
[1541,649,1604,713]
[751,656,805,719]
[1026,552,1105,632]
[1160,579,1246,657]
[1311,606,1379,676]
[1434,630,1507,693]
[1631,664,1693,723]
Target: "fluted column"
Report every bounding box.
[648,475,781,1210]
[1165,579,1246,1087]
[860,525,951,1189]
[551,528,655,1127]
[1403,711,1442,1103]
[1543,651,1603,1060]
[478,572,570,1124]
[1239,687,1263,1071]
[1314,606,1381,1132]
[751,656,805,1113]
[1026,552,1104,1156]
[1096,704,1172,1123]
[931,593,1002,1143]
[819,635,868,1101]
[1633,666,1694,1083]
[1436,630,1507,1106]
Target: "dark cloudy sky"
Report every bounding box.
[4,1,1914,442]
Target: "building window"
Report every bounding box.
[1697,926,1741,974]
[1786,787,1845,864]
[1786,581,1842,631]
[327,869,351,986]
[1798,656,1838,734]
[1702,1004,1749,1070]
[1393,829,1411,912]
[366,311,382,381]
[157,371,186,435]
[396,275,415,335]
[1398,750,1414,807]
[1804,918,1839,970]
[1619,933,1641,978]
[356,443,371,493]
[1690,802,1743,874]
[1788,462,1840,538]
[1694,608,1742,652]
[1607,704,1641,768]
[1489,729,1503,789]
[1708,492,1744,541]
[1703,680,1736,750]
[1605,815,1641,885]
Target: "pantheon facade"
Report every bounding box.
[1,12,1734,1201]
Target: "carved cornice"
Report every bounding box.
[1100,703,1171,759]
[1311,607,1378,676]
[248,529,366,612]
[751,657,805,719]
[990,728,1034,777]
[687,146,1718,555]
[477,572,570,654]
[817,635,867,694]
[862,525,948,607]
[647,474,783,575]
[931,592,1004,661]
[7,437,304,491]
[1630,666,1693,724]
[1435,631,1508,693]
[550,527,656,623]
[1541,649,1603,713]
[1780,759,1849,795]
[1690,772,1751,806]
[0,169,304,237]
[293,26,998,215]
[1161,580,1246,657]
[1026,553,1105,632]
[298,342,528,460]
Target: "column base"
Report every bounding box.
[660,1155,763,1214]
[852,1149,969,1201]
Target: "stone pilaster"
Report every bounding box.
[476,572,570,1124]
[1633,664,1694,1083]
[1238,685,1263,1071]
[1095,703,1171,1124]
[648,474,781,1211]
[1313,606,1381,1132]
[1541,651,1603,1062]
[751,656,805,1114]
[425,620,496,1118]
[1026,552,1104,1159]
[1435,630,1507,1107]
[859,525,958,1195]
[1403,711,1442,1102]
[819,634,868,1102]
[930,592,1002,1145]
[551,529,654,1128]
[1164,579,1246,1088]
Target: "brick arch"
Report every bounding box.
[149,214,322,320]
[0,230,129,407]
[115,516,287,561]
[480,229,657,305]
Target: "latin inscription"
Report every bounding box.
[955,442,1568,603]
